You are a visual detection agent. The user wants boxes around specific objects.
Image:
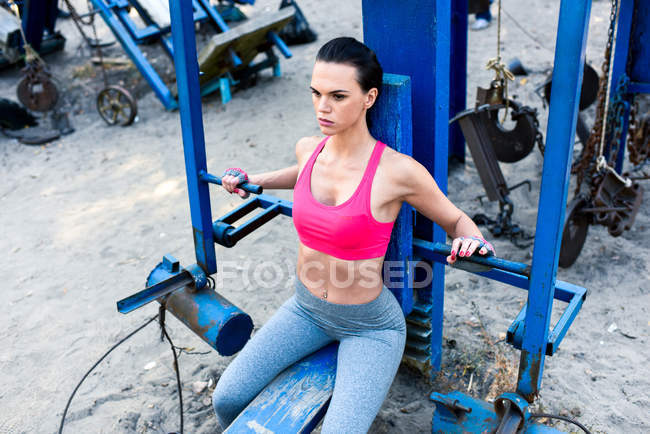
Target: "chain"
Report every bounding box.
[573,0,618,195]
[513,105,545,155]
[625,4,649,169]
[603,75,630,170]
[62,0,96,26]
[628,102,650,166]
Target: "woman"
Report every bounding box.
[213,37,494,433]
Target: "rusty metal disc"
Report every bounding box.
[559,197,591,268]
[96,85,137,126]
[17,74,59,112]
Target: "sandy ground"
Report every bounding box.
[1,0,649,433]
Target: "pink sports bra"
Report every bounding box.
[292,137,395,260]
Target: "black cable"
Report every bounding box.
[530,413,592,434]
[58,315,159,434]
[161,322,184,434]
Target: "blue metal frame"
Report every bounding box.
[517,0,592,400]
[90,0,292,109]
[128,0,600,430]
[412,239,587,357]
[169,0,217,273]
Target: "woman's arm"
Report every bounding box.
[248,136,319,189]
[249,165,299,190]
[394,154,492,261]
[222,137,318,195]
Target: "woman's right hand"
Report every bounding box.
[221,167,251,198]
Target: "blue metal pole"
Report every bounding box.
[369,74,414,315]
[608,0,635,174]
[449,0,468,163]
[362,0,450,373]
[168,0,217,274]
[267,31,292,59]
[517,0,592,401]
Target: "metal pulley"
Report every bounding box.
[96,85,137,126]
[17,61,59,112]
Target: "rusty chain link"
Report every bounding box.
[573,0,618,195]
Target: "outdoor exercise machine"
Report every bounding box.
[116,0,603,432]
[88,0,294,110]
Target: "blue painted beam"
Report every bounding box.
[629,0,650,83]
[168,0,217,273]
[628,81,650,94]
[226,342,339,433]
[268,31,292,59]
[369,73,414,315]
[449,0,468,163]
[197,0,230,32]
[363,0,450,373]
[608,0,635,174]
[413,239,531,276]
[517,0,592,401]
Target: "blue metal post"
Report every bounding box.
[168,0,217,274]
[369,74,414,315]
[608,0,635,174]
[517,0,591,401]
[362,0,450,372]
[629,0,650,86]
[449,0,468,163]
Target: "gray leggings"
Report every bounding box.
[212,276,407,433]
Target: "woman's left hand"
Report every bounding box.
[446,236,495,272]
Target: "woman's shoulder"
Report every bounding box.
[295,136,324,161]
[378,145,417,173]
[377,144,423,187]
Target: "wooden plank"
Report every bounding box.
[198,8,294,84]
[225,342,338,434]
[368,73,414,316]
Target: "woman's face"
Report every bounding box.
[310,61,377,135]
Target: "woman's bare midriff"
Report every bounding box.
[296,242,385,304]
